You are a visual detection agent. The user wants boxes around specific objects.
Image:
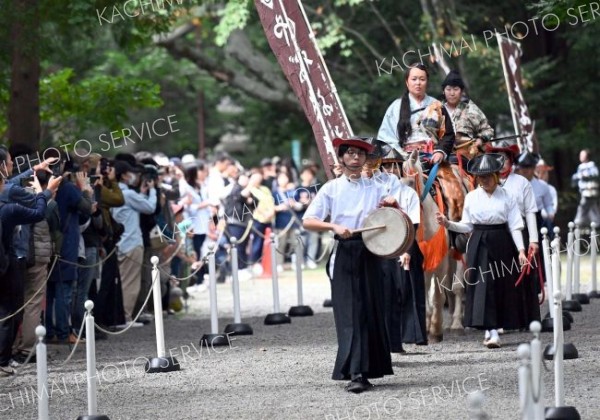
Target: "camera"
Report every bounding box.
[100,158,110,177]
[89,175,101,183]
[51,164,62,177]
[20,177,33,188]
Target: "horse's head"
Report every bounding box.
[402,150,422,176]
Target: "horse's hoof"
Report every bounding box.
[428,334,443,343]
[450,327,465,335]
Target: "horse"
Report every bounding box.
[402,150,467,342]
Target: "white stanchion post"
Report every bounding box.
[295,232,303,306]
[572,224,590,304]
[200,245,229,346]
[590,222,599,298]
[545,290,581,418]
[518,343,533,420]
[554,290,565,407]
[289,230,314,317]
[85,301,98,416]
[264,232,290,325]
[564,224,582,311]
[209,246,218,333]
[35,326,48,420]
[271,232,280,313]
[573,226,581,294]
[529,322,544,419]
[152,257,166,359]
[566,223,574,300]
[77,301,110,419]
[467,390,488,420]
[541,228,554,317]
[145,256,179,373]
[224,237,253,335]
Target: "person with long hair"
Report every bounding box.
[436,154,528,349]
[180,161,212,290]
[377,63,454,163]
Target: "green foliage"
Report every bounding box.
[214,0,251,46]
[39,68,163,141]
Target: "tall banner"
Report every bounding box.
[497,33,538,152]
[254,0,353,177]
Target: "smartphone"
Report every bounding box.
[51,164,62,177]
[89,175,101,183]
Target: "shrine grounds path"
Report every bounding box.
[2,259,600,420]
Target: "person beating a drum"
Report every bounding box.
[303,136,398,394]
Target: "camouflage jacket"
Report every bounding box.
[444,99,494,144]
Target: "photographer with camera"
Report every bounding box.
[45,154,94,345]
[0,169,61,376]
[111,158,157,328]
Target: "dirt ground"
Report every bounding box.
[1,260,599,420]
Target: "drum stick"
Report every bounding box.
[352,224,386,234]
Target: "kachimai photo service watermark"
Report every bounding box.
[324,373,490,419]
[9,114,179,175]
[0,336,238,413]
[96,0,188,25]
[376,1,600,76]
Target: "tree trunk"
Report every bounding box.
[9,0,41,153]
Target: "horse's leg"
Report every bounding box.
[428,257,449,343]
[450,258,466,330]
[424,272,433,333]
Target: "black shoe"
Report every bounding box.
[12,352,36,364]
[345,378,372,394]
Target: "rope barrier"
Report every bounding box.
[61,314,87,365]
[94,267,159,336]
[57,246,117,269]
[0,256,58,322]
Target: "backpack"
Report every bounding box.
[0,202,10,276]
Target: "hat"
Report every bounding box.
[332,136,375,153]
[154,154,170,167]
[485,143,520,162]
[441,70,465,89]
[260,158,273,167]
[381,148,406,163]
[181,154,196,164]
[516,151,540,168]
[536,158,554,171]
[467,153,505,176]
[171,202,184,215]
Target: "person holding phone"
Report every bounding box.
[0,173,61,375]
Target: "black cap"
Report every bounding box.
[467,153,505,175]
[442,70,465,89]
[113,160,134,180]
[516,151,540,168]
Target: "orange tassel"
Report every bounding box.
[419,224,448,272]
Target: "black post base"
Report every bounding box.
[572,293,590,304]
[264,313,291,325]
[545,406,581,420]
[323,299,333,308]
[223,323,253,336]
[588,290,600,299]
[543,343,579,360]
[200,333,230,347]
[541,316,571,332]
[77,416,110,420]
[145,356,180,373]
[562,300,582,312]
[288,305,314,317]
[562,310,574,323]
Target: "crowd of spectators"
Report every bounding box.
[0,145,323,376]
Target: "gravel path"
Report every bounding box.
[1,263,599,420]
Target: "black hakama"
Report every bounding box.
[329,236,393,380]
[381,259,403,352]
[398,240,427,344]
[463,223,526,330]
[518,217,542,326]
